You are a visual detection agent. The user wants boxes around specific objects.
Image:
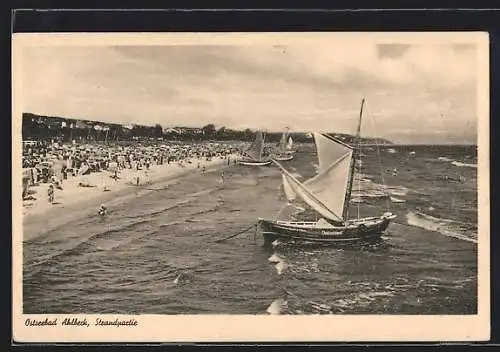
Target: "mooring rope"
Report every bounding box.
[214,222,259,243]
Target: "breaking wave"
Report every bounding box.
[436,156,477,169]
[406,211,477,244]
[451,161,477,168]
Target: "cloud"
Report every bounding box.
[21,41,478,144]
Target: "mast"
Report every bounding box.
[342,97,365,221]
[260,131,265,161]
[280,128,288,153]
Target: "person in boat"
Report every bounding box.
[98,204,107,216]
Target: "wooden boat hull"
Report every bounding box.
[258,213,395,246]
[238,160,272,166]
[274,154,294,161]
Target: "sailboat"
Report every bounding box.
[274,128,295,161]
[258,98,396,245]
[238,130,272,166]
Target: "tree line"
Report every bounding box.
[22,112,392,145]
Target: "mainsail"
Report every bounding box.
[276,132,354,223]
[281,171,342,221]
[286,136,293,151]
[245,130,265,161]
[282,174,297,202]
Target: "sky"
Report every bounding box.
[22,40,479,144]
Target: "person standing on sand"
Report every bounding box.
[47,184,55,204]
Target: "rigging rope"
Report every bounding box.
[357,138,362,220]
[364,100,392,213]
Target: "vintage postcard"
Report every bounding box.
[12,32,490,343]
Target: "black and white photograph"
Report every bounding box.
[12,32,489,342]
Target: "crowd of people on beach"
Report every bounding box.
[22,138,243,205]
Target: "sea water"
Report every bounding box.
[23,144,478,315]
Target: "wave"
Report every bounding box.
[330,290,395,312]
[232,179,259,186]
[451,161,477,168]
[123,188,218,219]
[25,190,222,268]
[350,176,409,200]
[387,185,409,197]
[187,206,218,217]
[266,298,287,315]
[26,218,153,268]
[390,197,406,203]
[268,253,282,263]
[95,230,151,251]
[159,221,183,228]
[284,275,474,314]
[406,211,477,244]
[436,156,477,169]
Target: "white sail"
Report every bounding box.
[282,172,341,222]
[312,133,352,174]
[286,136,293,150]
[275,132,354,223]
[303,150,353,220]
[244,130,264,161]
[282,174,297,202]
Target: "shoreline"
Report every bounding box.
[22,155,236,241]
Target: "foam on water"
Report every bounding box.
[268,253,282,263]
[451,161,477,168]
[406,211,477,244]
[266,298,287,315]
[274,261,288,275]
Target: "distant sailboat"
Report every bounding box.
[238,130,272,166]
[258,98,396,245]
[274,128,295,161]
[286,136,294,151]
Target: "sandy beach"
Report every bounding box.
[22,154,237,241]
